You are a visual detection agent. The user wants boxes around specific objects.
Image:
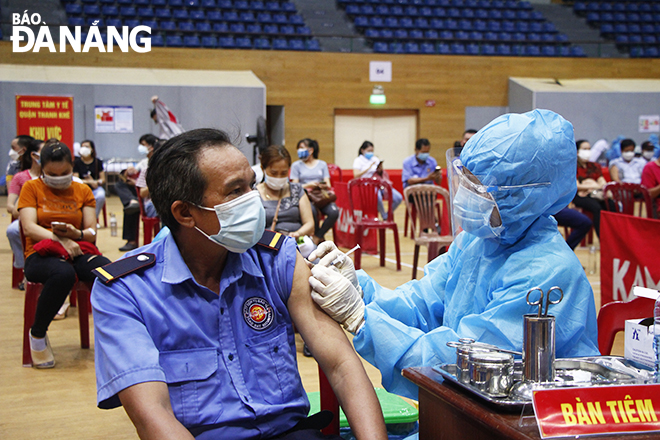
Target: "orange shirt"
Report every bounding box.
[17,178,95,259]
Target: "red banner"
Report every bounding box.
[600,211,660,305]
[533,384,660,438]
[333,182,377,253]
[16,95,74,150]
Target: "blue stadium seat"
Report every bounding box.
[235,0,249,10]
[107,18,123,27]
[100,0,115,4]
[615,35,629,45]
[484,31,498,41]
[117,0,132,4]
[526,45,541,56]
[629,34,642,44]
[644,47,659,58]
[391,6,404,16]
[196,22,212,32]
[529,21,542,33]
[265,1,281,12]
[502,20,515,32]
[488,20,501,32]
[207,10,222,21]
[430,18,445,29]
[641,13,654,23]
[394,29,408,39]
[570,46,586,57]
[172,9,189,20]
[202,0,216,7]
[482,43,495,54]
[87,18,104,26]
[219,36,236,48]
[463,9,475,19]
[404,29,420,39]
[240,12,256,22]
[254,37,271,49]
[420,7,433,17]
[541,45,556,56]
[388,42,404,54]
[420,42,435,53]
[628,13,641,23]
[236,37,253,48]
[499,32,512,41]
[155,8,171,19]
[370,16,385,27]
[282,2,296,13]
[455,30,468,39]
[448,8,460,18]
[401,17,414,28]
[134,0,149,5]
[543,22,556,33]
[490,9,502,20]
[373,41,388,53]
[404,42,420,53]
[406,6,419,16]
[513,32,526,41]
[446,18,458,30]
[379,28,392,38]
[160,20,176,30]
[466,43,480,55]
[585,12,599,23]
[166,35,183,47]
[251,1,266,11]
[451,42,466,54]
[346,5,360,15]
[213,22,228,32]
[137,7,154,18]
[183,36,201,47]
[627,3,640,13]
[272,38,288,50]
[125,19,140,27]
[273,13,288,24]
[474,19,487,32]
[437,43,451,54]
[433,7,447,18]
[68,17,85,26]
[470,31,483,40]
[247,23,262,33]
[218,0,233,8]
[297,26,311,35]
[554,33,568,42]
[414,17,430,28]
[66,3,83,15]
[150,35,164,46]
[360,5,375,15]
[440,30,453,39]
[516,22,529,32]
[169,0,183,6]
[258,12,273,23]
[280,25,295,34]
[384,17,398,28]
[643,35,657,44]
[306,39,321,51]
[84,4,101,15]
[425,29,439,38]
[475,8,488,19]
[289,39,305,50]
[201,36,218,47]
[179,22,195,31]
[458,19,471,31]
[230,23,246,33]
[527,32,540,41]
[541,32,554,42]
[365,28,380,38]
[628,24,641,34]
[187,0,201,5]
[502,10,516,20]
[142,20,158,29]
[263,24,278,33]
[190,10,206,20]
[517,10,530,20]
[573,2,586,14]
[225,11,240,22]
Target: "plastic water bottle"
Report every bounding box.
[654,296,660,383]
[110,213,117,237]
[588,245,597,275]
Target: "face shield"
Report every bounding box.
[447,148,551,240]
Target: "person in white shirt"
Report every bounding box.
[609,138,646,184]
[352,141,402,220]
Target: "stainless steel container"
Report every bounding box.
[455,342,492,384]
[523,314,556,383]
[468,351,515,397]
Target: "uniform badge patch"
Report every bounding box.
[242,297,274,331]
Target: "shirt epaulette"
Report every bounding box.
[92,253,156,284]
[257,230,284,251]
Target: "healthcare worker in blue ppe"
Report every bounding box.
[308,109,600,400]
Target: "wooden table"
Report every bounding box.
[403,366,659,440]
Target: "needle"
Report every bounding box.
[330,244,361,266]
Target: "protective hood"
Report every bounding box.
[461,109,577,246]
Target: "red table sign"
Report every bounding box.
[532,384,660,438]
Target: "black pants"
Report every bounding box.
[572,195,616,237]
[24,252,111,338]
[114,180,140,242]
[311,203,339,240]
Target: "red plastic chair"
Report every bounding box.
[404,185,454,279]
[603,182,657,219]
[318,368,340,435]
[137,192,160,246]
[12,256,24,289]
[19,222,92,367]
[597,296,655,356]
[347,177,401,271]
[327,163,343,184]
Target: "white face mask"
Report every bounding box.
[8,149,20,161]
[643,151,655,160]
[79,146,92,158]
[42,172,73,190]
[138,144,149,155]
[194,190,266,253]
[621,151,635,162]
[578,149,591,162]
[265,174,288,191]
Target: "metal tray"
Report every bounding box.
[432,356,653,411]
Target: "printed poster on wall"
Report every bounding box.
[600,211,660,305]
[95,106,134,133]
[639,115,660,133]
[16,95,74,149]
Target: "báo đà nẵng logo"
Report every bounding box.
[10,10,151,53]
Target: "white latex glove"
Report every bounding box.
[308,241,360,294]
[309,265,365,334]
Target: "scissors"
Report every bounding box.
[526,286,564,317]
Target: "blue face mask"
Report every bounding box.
[452,184,503,239]
[194,190,266,253]
[417,152,430,162]
[364,152,374,160]
[297,149,310,160]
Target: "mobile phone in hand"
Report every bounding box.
[51,221,67,232]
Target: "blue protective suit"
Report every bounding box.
[353,110,600,399]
